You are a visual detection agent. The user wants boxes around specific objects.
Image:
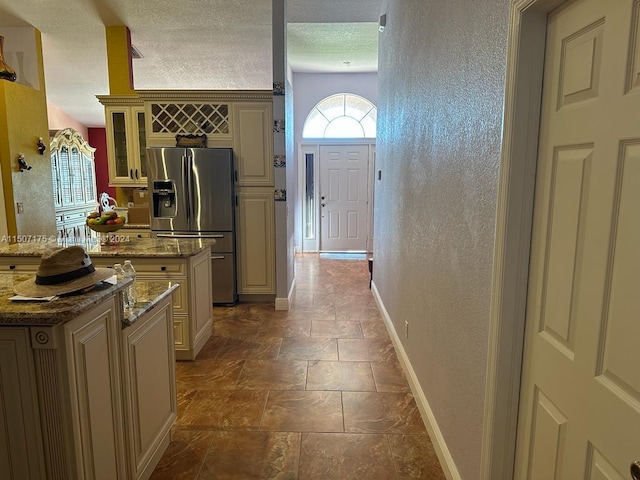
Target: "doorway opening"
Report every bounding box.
[299,94,377,253]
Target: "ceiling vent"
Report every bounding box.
[130,44,143,59]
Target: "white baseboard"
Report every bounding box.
[371,281,462,480]
[275,277,296,311]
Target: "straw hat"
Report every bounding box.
[13,246,114,297]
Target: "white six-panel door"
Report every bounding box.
[319,145,370,252]
[515,0,640,478]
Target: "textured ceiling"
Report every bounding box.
[0,0,381,127]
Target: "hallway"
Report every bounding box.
[150,254,445,479]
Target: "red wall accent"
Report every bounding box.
[88,128,116,198]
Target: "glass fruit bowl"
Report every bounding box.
[87,223,125,233]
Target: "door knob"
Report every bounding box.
[631,461,640,480]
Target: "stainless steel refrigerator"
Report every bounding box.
[146,147,237,305]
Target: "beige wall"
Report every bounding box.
[47,102,88,139]
[374,0,509,477]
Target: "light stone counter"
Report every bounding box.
[0,237,213,360]
[0,274,178,328]
[0,273,131,325]
[123,280,180,327]
[0,237,213,258]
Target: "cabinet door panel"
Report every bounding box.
[236,188,275,293]
[233,103,274,186]
[121,298,176,478]
[0,329,44,479]
[65,301,126,480]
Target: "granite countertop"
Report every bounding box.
[0,237,214,258]
[0,273,132,325]
[121,224,150,229]
[0,275,179,328]
[122,280,180,327]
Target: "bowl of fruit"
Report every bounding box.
[86,210,126,233]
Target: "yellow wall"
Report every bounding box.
[0,29,55,237]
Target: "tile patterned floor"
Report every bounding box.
[150,253,446,480]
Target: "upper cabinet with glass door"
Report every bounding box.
[97,96,148,187]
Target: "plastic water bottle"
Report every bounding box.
[122,260,137,308]
[113,263,128,311]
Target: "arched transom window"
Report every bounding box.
[302,93,377,138]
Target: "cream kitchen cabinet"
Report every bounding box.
[92,247,212,361]
[121,293,176,480]
[0,296,128,479]
[235,187,275,295]
[0,277,177,480]
[232,102,274,186]
[97,96,148,187]
[0,239,213,361]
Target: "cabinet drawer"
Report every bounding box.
[170,282,188,314]
[129,259,185,275]
[93,258,186,276]
[64,211,86,222]
[123,229,151,239]
[0,260,39,273]
[173,316,187,348]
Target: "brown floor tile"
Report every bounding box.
[151,254,446,479]
[306,360,375,391]
[389,434,447,480]
[335,307,384,322]
[214,336,282,361]
[338,338,396,362]
[361,321,391,339]
[258,318,312,338]
[342,392,426,434]
[278,337,338,361]
[261,390,344,432]
[176,359,244,391]
[288,305,336,320]
[177,390,268,430]
[333,293,376,308]
[198,431,301,479]
[292,291,314,307]
[236,359,308,390]
[299,432,395,480]
[192,335,228,360]
[149,428,215,480]
[371,361,411,392]
[212,316,264,339]
[311,320,363,339]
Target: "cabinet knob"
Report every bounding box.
[9,265,15,270]
[130,169,133,179]
[135,169,139,179]
[160,266,166,271]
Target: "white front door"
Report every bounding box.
[319,145,369,251]
[515,0,640,478]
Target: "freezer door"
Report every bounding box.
[147,148,190,231]
[211,252,237,305]
[189,148,234,232]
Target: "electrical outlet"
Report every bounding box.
[404,320,409,338]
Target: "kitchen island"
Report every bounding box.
[0,275,178,480]
[0,237,214,360]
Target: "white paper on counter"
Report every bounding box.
[10,295,59,302]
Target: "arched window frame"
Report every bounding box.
[302,93,377,139]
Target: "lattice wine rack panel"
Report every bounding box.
[150,103,230,135]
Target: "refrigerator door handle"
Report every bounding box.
[156,233,223,239]
[211,255,226,260]
[183,154,191,223]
